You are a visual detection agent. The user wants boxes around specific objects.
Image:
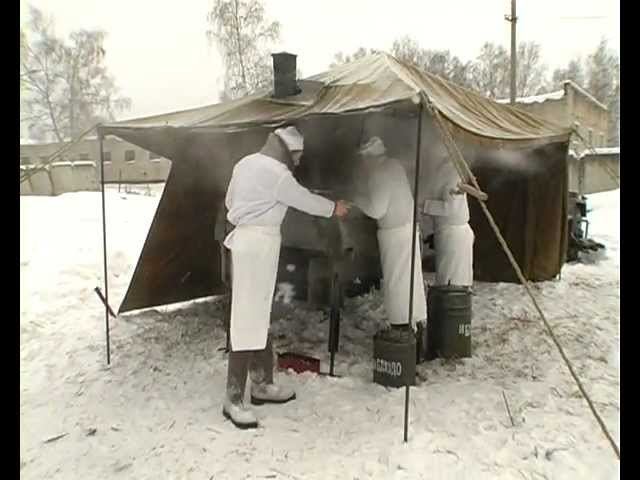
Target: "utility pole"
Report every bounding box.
[505,0,517,104]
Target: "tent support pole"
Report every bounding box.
[99,131,111,365]
[404,98,424,443]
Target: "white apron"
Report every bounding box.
[377,223,428,327]
[224,225,281,351]
[434,224,474,286]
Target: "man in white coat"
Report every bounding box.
[423,183,474,287]
[222,125,350,429]
[352,137,427,339]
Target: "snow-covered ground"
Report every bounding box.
[20,187,620,479]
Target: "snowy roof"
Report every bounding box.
[73,161,96,167]
[59,135,99,143]
[563,81,608,111]
[20,136,101,148]
[496,90,564,105]
[496,81,608,111]
[580,147,620,158]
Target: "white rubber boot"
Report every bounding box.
[250,383,296,405]
[222,400,258,429]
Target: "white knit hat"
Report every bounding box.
[274,126,304,152]
[358,136,386,157]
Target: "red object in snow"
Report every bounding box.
[277,352,321,374]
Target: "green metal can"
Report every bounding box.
[426,285,472,359]
[373,330,416,388]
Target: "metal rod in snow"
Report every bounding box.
[330,350,335,376]
[329,272,340,377]
[93,286,116,318]
[404,98,424,443]
[99,131,111,365]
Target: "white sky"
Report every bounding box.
[20,0,619,121]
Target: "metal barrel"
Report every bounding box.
[373,331,416,388]
[426,285,472,359]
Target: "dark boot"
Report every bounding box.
[223,350,258,429]
[416,320,428,364]
[250,336,296,405]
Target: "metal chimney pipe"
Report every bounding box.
[272,52,300,98]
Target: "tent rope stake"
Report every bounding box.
[423,94,620,460]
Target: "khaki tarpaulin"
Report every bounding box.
[104,54,569,141]
[99,53,571,313]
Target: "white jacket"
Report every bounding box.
[353,157,414,229]
[422,187,470,235]
[225,153,335,227]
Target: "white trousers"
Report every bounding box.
[377,223,428,326]
[434,224,474,286]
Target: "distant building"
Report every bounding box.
[568,147,620,196]
[497,80,609,155]
[19,136,172,184]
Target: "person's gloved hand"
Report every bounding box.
[334,200,351,218]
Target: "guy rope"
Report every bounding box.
[422,93,620,460]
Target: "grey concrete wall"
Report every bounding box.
[20,136,172,185]
[29,169,54,196]
[50,163,74,194]
[567,153,581,193]
[515,98,571,128]
[511,84,609,155]
[72,162,99,192]
[98,139,172,183]
[19,167,33,195]
[582,154,620,194]
[20,162,102,196]
[570,90,608,148]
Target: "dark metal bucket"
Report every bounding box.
[426,285,472,359]
[373,331,416,388]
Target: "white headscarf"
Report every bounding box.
[274,126,304,152]
[358,136,386,158]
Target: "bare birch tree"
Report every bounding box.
[20,6,130,142]
[330,47,380,68]
[207,0,280,100]
[516,41,547,96]
[391,36,474,89]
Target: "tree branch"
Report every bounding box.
[232,0,248,92]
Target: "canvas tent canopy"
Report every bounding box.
[98,53,572,314]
